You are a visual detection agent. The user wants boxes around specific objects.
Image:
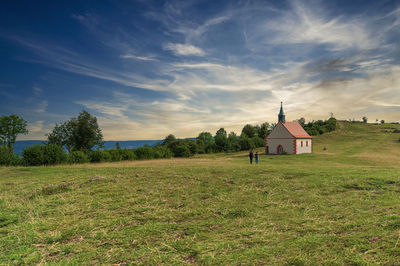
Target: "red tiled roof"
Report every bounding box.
[282,122,312,138]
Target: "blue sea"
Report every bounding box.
[13,140,162,156]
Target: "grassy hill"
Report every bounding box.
[1,122,399,264]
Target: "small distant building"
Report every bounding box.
[265,102,312,154]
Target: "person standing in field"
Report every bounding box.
[249,150,254,164]
[255,152,259,164]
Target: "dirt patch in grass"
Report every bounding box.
[30,182,74,198]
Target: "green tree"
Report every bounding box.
[162,134,177,147]
[228,132,241,152]
[298,117,306,126]
[241,124,256,138]
[47,110,103,153]
[362,116,368,123]
[215,128,228,152]
[196,132,214,154]
[381,120,385,124]
[258,122,271,139]
[0,114,28,152]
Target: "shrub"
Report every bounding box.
[171,142,192,157]
[68,151,89,164]
[252,136,265,148]
[0,147,22,166]
[89,150,112,163]
[42,144,67,165]
[22,144,67,166]
[22,145,44,166]
[239,136,255,150]
[134,146,155,160]
[153,145,173,159]
[107,149,122,162]
[119,149,136,160]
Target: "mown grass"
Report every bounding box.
[1,122,400,264]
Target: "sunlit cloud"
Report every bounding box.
[163,43,205,56]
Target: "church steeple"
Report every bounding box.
[278,101,286,123]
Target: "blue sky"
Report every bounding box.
[1,0,399,140]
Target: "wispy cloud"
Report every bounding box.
[267,1,375,50]
[163,43,205,56]
[120,54,157,61]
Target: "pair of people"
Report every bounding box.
[249,150,259,164]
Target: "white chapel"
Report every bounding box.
[265,102,312,155]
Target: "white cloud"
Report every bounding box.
[120,54,157,61]
[247,1,377,51]
[28,120,44,133]
[163,43,205,56]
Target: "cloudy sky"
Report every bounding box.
[1,0,399,140]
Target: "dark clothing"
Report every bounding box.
[255,153,259,164]
[249,151,253,164]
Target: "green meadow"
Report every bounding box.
[1,122,400,265]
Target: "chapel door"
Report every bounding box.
[277,145,283,154]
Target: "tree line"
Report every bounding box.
[0,111,338,166]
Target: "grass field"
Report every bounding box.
[1,122,400,264]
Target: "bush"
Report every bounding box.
[22,144,67,166]
[89,150,112,163]
[252,136,264,148]
[134,146,155,160]
[153,145,173,159]
[107,149,122,162]
[22,145,44,166]
[119,149,136,160]
[42,144,67,165]
[68,151,89,164]
[239,136,255,150]
[303,118,337,136]
[0,147,22,166]
[171,142,192,157]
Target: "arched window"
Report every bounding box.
[306,141,308,147]
[301,141,303,147]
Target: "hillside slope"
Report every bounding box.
[0,122,399,264]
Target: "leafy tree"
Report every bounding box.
[171,141,192,157]
[228,132,241,152]
[241,124,256,138]
[0,114,28,152]
[215,128,228,152]
[239,135,255,150]
[298,117,306,126]
[381,120,385,124]
[162,134,177,147]
[47,110,103,153]
[196,132,214,154]
[258,122,271,139]
[252,136,265,148]
[362,116,368,123]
